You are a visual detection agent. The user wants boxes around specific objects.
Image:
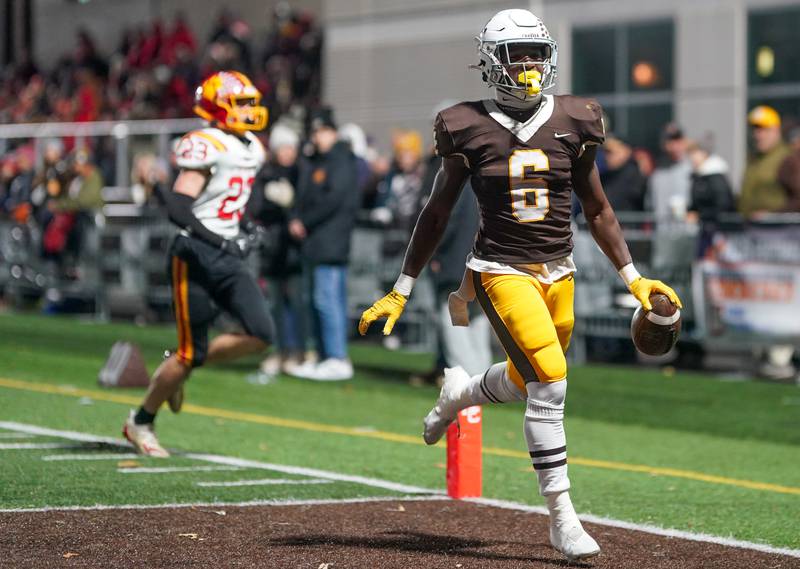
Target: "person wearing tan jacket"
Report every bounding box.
[739,106,791,218]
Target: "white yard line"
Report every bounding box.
[196,478,332,487]
[0,443,81,450]
[0,433,36,439]
[0,496,443,513]
[118,466,241,474]
[184,453,443,496]
[43,453,140,461]
[1,421,798,559]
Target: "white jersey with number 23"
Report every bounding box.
[173,127,266,239]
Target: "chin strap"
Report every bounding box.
[493,87,542,110]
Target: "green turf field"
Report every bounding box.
[0,312,798,549]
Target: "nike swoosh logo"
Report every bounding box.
[554,132,571,139]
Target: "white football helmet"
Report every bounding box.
[473,9,558,109]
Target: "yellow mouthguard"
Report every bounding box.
[517,69,542,96]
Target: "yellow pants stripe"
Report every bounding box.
[171,258,192,365]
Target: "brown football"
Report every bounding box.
[631,293,681,356]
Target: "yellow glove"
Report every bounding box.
[629,277,682,311]
[358,290,408,336]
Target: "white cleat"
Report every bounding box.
[423,366,470,445]
[287,358,353,381]
[122,411,170,458]
[550,521,601,561]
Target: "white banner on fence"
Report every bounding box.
[696,260,800,337]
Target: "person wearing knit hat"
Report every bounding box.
[739,105,791,217]
[251,122,307,379]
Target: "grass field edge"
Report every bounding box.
[2,420,799,559]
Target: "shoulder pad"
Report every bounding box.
[174,129,226,170]
[558,95,605,146]
[434,101,486,157]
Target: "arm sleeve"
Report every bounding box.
[161,188,225,248]
[298,158,358,230]
[174,131,222,171]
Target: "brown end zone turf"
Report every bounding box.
[1,500,796,568]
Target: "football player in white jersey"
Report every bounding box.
[123,71,275,457]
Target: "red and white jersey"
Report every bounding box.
[174,127,266,239]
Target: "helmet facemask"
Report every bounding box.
[221,94,268,132]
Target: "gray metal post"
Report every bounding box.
[113,123,130,188]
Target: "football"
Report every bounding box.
[631,293,682,356]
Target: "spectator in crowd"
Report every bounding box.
[130,152,170,209]
[41,150,104,277]
[287,107,360,381]
[419,180,492,385]
[686,140,735,257]
[776,126,800,212]
[739,106,791,218]
[599,136,646,212]
[647,123,692,223]
[338,122,374,201]
[30,140,68,225]
[0,9,321,127]
[371,130,427,255]
[250,124,310,377]
[0,148,34,223]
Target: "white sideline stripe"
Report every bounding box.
[2,421,798,558]
[43,453,140,461]
[0,433,36,439]
[118,466,241,474]
[0,443,81,450]
[0,421,440,496]
[196,478,332,487]
[469,498,800,559]
[0,496,444,513]
[0,422,127,446]
[184,453,442,496]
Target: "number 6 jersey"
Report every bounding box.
[174,127,266,239]
[434,95,605,271]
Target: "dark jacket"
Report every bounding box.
[418,155,479,289]
[293,141,360,265]
[688,155,735,223]
[249,159,303,277]
[600,157,646,212]
[777,149,800,212]
[432,181,479,289]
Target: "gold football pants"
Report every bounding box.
[472,271,574,390]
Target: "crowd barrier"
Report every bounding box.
[3,210,800,362]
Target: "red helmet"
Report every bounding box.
[193,71,268,132]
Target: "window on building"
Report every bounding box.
[748,7,800,135]
[572,20,674,153]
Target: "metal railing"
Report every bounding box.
[0,118,202,186]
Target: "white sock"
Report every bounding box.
[547,491,581,529]
[524,381,570,496]
[465,363,526,406]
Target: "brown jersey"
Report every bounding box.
[434,95,605,264]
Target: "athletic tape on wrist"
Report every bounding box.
[393,274,416,297]
[618,263,641,288]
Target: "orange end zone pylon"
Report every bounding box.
[446,405,482,498]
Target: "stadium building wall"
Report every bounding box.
[323,0,800,177]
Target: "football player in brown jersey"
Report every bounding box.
[359,8,682,562]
